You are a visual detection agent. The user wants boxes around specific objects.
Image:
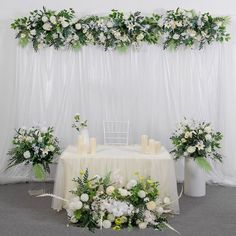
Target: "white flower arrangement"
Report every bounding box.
[11,8,230,51]
[72,113,87,133]
[170,119,223,171]
[66,169,174,232]
[7,126,60,180]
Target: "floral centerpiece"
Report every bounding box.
[7,126,60,180]
[170,119,223,172]
[64,169,175,232]
[72,113,87,132]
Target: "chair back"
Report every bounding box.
[103,121,129,145]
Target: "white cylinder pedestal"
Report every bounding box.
[184,158,206,197]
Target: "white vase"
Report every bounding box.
[80,127,89,145]
[184,158,206,197]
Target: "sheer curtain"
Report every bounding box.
[1,18,236,185]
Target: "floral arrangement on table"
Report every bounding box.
[7,127,60,180]
[11,7,230,51]
[72,113,88,133]
[170,119,223,171]
[64,169,175,232]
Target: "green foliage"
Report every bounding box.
[11,8,230,51]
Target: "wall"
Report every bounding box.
[1,0,236,20]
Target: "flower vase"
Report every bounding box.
[80,127,89,145]
[184,158,206,197]
[28,167,49,196]
[77,128,90,154]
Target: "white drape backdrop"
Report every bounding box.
[1,18,236,185]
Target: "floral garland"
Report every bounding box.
[11,7,230,51]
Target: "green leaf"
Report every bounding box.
[116,45,128,53]
[74,210,82,220]
[19,37,29,47]
[33,164,45,180]
[195,157,212,172]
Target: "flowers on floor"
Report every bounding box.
[72,113,87,132]
[170,119,223,171]
[65,169,174,232]
[11,7,230,51]
[7,126,60,180]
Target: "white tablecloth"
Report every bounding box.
[52,145,179,213]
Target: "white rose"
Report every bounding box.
[205,134,212,141]
[156,206,164,215]
[106,186,115,195]
[106,21,113,28]
[204,126,212,134]
[126,179,137,189]
[144,197,150,202]
[138,190,146,198]
[146,201,156,211]
[70,215,78,223]
[138,222,147,229]
[75,23,82,30]
[50,15,57,24]
[43,23,52,31]
[20,33,26,38]
[62,21,69,28]
[173,33,180,40]
[68,200,83,210]
[102,220,111,229]
[187,146,196,154]
[163,197,171,205]
[30,29,36,36]
[23,151,31,159]
[118,188,129,197]
[107,214,115,222]
[42,16,48,22]
[49,145,55,152]
[80,193,89,202]
[136,33,144,41]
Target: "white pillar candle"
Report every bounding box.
[149,139,156,154]
[155,141,161,154]
[141,135,148,153]
[90,137,96,154]
[78,135,84,155]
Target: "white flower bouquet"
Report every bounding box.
[170,119,223,171]
[66,169,174,232]
[72,113,87,132]
[7,127,60,179]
